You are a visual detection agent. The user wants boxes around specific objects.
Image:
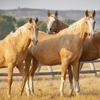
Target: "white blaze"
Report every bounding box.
[87,18,94,36]
[33,25,37,40]
[48,17,55,29]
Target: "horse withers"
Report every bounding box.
[0,18,38,97]
[25,10,96,96]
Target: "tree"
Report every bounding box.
[0,14,16,39]
[38,20,46,32]
[16,18,29,27]
[62,19,76,25]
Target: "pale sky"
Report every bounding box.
[0,0,99,11]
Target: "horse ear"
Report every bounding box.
[47,10,51,17]
[29,18,33,23]
[55,10,58,17]
[92,10,96,17]
[35,17,38,24]
[85,10,89,17]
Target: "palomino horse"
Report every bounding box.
[25,31,56,96]
[68,31,100,96]
[25,10,96,96]
[0,18,38,97]
[47,10,98,96]
[37,10,69,72]
[47,10,69,34]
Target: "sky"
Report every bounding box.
[0,0,99,11]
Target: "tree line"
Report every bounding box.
[0,14,76,40]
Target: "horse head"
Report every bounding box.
[46,10,58,34]
[27,18,39,45]
[84,10,96,38]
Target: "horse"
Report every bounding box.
[46,10,69,34]
[25,10,96,96]
[36,10,69,72]
[0,18,38,97]
[68,30,100,96]
[25,31,56,96]
[46,10,99,96]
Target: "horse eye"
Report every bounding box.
[86,22,87,24]
[94,21,96,23]
[37,28,39,30]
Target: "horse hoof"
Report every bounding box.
[69,90,73,96]
[31,92,35,95]
[20,92,23,96]
[76,92,80,96]
[27,93,31,96]
[8,94,11,98]
[60,93,65,97]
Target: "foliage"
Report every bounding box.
[0,14,16,39]
[37,20,46,32]
[62,19,76,25]
[16,18,29,27]
[0,14,78,40]
[16,18,47,32]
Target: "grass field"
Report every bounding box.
[0,63,100,100]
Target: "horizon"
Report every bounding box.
[0,0,99,11]
[0,7,99,11]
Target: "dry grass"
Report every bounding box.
[0,63,100,100]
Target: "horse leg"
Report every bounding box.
[60,58,69,96]
[79,63,84,70]
[24,51,32,96]
[36,65,42,72]
[68,64,73,96]
[71,60,80,96]
[17,63,27,96]
[7,63,14,98]
[29,57,39,95]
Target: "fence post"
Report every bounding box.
[89,63,97,76]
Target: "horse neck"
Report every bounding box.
[92,31,100,50]
[66,18,87,48]
[12,27,31,52]
[54,20,69,34]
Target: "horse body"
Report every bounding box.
[80,31,100,61]
[0,32,29,67]
[31,30,85,65]
[25,10,96,96]
[0,18,39,97]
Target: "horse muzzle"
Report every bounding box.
[46,28,52,34]
[88,33,95,38]
[32,39,38,45]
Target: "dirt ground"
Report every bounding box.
[0,63,100,100]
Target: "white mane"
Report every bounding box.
[68,18,84,33]
[11,23,28,37]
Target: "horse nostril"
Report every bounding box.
[50,28,52,31]
[89,33,90,36]
[93,34,95,37]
